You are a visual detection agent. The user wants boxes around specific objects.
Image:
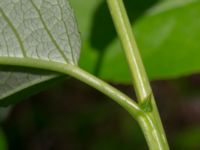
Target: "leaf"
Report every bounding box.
[135,0,200,80]
[0,0,81,105]
[71,0,200,83]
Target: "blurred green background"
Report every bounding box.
[1,0,200,149]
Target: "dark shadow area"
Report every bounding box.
[2,78,147,150]
[0,66,65,106]
[2,74,200,150]
[89,0,159,75]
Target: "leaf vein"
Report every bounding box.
[57,2,76,64]
[0,8,27,57]
[30,0,69,63]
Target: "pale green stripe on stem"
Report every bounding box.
[107,0,169,149]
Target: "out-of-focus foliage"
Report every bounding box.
[0,128,7,150]
[173,126,200,150]
[70,0,200,83]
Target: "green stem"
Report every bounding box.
[107,0,169,149]
[107,0,150,102]
[0,58,169,150]
[0,58,142,119]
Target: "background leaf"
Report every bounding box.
[0,0,81,105]
[70,0,200,83]
[0,128,7,150]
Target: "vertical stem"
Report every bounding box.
[107,0,151,102]
[106,0,169,149]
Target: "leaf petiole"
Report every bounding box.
[0,57,142,119]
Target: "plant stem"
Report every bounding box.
[0,58,142,119]
[107,0,169,149]
[107,0,151,102]
[0,58,168,149]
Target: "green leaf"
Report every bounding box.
[0,0,81,105]
[135,0,200,80]
[71,0,200,83]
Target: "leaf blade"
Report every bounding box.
[71,0,200,83]
[0,0,81,104]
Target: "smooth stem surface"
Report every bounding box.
[0,58,142,119]
[107,0,169,149]
[1,59,167,149]
[107,0,151,102]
